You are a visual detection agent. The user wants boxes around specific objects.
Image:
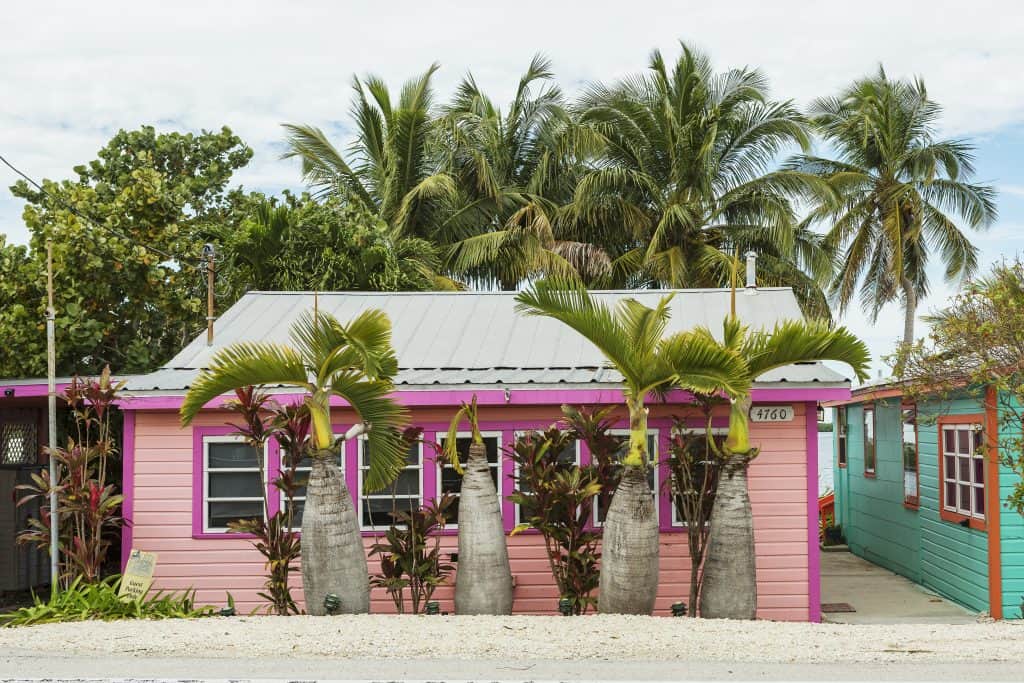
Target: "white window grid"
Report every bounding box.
[902,408,918,503]
[202,435,268,533]
[863,407,876,474]
[435,431,502,529]
[277,442,340,531]
[593,429,659,527]
[669,427,727,527]
[358,437,423,531]
[942,424,986,520]
[512,430,581,526]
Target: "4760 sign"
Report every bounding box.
[748,405,795,422]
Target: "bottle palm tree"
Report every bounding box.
[515,279,751,614]
[180,309,410,615]
[790,68,997,345]
[569,43,834,318]
[693,310,870,619]
[443,396,513,614]
[436,55,609,289]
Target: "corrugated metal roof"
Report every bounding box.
[122,288,851,392]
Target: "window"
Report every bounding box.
[513,430,580,525]
[594,430,658,526]
[902,406,919,507]
[203,436,266,533]
[836,408,847,468]
[359,438,422,530]
[941,424,986,522]
[436,432,501,526]
[1,421,37,467]
[670,428,726,527]
[863,406,876,476]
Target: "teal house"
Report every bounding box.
[830,383,1023,620]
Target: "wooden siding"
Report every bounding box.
[129,401,811,620]
[999,393,1024,619]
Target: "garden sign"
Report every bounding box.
[118,549,158,601]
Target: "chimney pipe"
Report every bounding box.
[744,251,758,293]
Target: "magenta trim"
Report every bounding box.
[118,386,852,411]
[806,401,821,622]
[120,411,136,571]
[0,381,70,398]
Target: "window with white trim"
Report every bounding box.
[203,436,267,533]
[359,438,422,530]
[436,432,501,526]
[670,427,726,527]
[941,424,986,520]
[836,407,847,468]
[278,445,342,530]
[902,407,919,506]
[594,430,658,526]
[513,430,580,526]
[863,405,876,475]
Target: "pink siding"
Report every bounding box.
[128,401,810,620]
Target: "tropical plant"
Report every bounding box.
[790,68,997,345]
[368,494,455,614]
[17,369,124,585]
[691,301,870,619]
[180,309,410,615]
[568,43,832,317]
[515,279,750,614]
[443,396,513,614]
[508,423,602,614]
[561,405,623,522]
[0,575,215,627]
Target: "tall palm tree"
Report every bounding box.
[181,310,410,615]
[569,43,834,317]
[436,56,608,288]
[282,65,456,242]
[444,396,513,614]
[515,279,750,614]
[790,68,997,345]
[692,310,870,619]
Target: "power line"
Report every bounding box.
[0,152,202,270]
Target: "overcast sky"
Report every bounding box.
[2,0,1022,380]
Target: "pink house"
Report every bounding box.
[103,288,852,620]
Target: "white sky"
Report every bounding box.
[3,0,1023,380]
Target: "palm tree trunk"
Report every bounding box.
[901,276,917,347]
[300,450,370,615]
[454,441,513,614]
[598,465,659,614]
[699,451,757,619]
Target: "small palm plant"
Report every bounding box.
[180,309,410,615]
[516,280,750,614]
[444,396,514,614]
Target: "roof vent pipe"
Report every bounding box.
[744,251,758,294]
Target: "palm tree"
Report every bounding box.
[515,279,750,614]
[692,309,870,619]
[180,310,410,615]
[282,64,456,242]
[790,68,997,345]
[436,55,609,288]
[443,396,513,614]
[569,43,834,317]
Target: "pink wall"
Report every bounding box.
[126,401,811,620]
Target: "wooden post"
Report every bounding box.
[45,239,58,587]
[205,244,215,346]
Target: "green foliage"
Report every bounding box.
[368,494,456,614]
[2,125,252,377]
[507,420,603,614]
[0,575,215,627]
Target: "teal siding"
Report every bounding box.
[842,401,922,581]
[918,396,990,613]
[1000,393,1024,619]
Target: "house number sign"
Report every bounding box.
[749,405,795,422]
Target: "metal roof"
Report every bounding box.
[121,288,851,393]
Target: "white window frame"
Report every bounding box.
[593,428,659,527]
[202,435,268,533]
[941,424,986,520]
[435,430,502,529]
[512,430,581,526]
[669,427,727,528]
[357,437,424,531]
[277,441,339,531]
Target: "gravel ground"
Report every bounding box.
[1,615,1022,664]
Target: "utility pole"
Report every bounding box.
[45,239,58,588]
[204,244,215,346]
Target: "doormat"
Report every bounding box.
[821,602,856,613]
